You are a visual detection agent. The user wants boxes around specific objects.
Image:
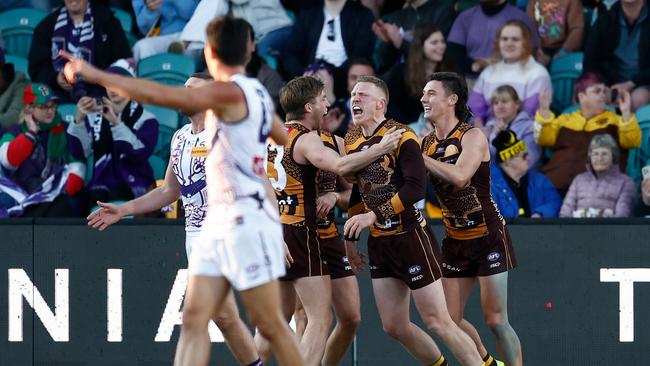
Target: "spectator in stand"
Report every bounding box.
[560,134,636,217]
[131,0,199,61]
[0,83,84,217]
[0,48,29,131]
[246,50,285,115]
[527,0,584,66]
[584,0,650,111]
[483,85,542,169]
[638,169,650,216]
[535,72,642,194]
[446,0,538,77]
[383,23,458,125]
[469,20,551,126]
[371,0,456,73]
[282,0,375,98]
[66,60,158,216]
[28,0,131,103]
[491,129,562,218]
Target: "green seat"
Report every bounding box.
[148,154,167,180]
[136,53,196,86]
[110,7,138,48]
[550,52,583,113]
[57,103,77,124]
[626,105,650,185]
[154,125,176,162]
[5,54,28,77]
[0,8,48,58]
[144,105,179,131]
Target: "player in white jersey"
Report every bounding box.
[86,74,264,366]
[62,16,303,366]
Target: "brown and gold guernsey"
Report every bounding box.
[316,131,340,239]
[266,122,318,230]
[422,122,505,240]
[345,119,426,237]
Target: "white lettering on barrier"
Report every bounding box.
[600,268,650,342]
[107,269,122,342]
[8,269,69,342]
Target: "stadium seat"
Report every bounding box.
[626,104,650,184]
[154,125,175,162]
[136,53,196,86]
[5,54,28,77]
[110,7,138,47]
[148,154,167,180]
[0,8,48,58]
[144,105,179,131]
[57,103,77,124]
[550,52,583,113]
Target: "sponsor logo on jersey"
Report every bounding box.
[191,147,208,157]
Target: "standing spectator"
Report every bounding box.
[383,23,458,125]
[447,0,538,76]
[66,60,158,215]
[527,0,584,66]
[0,48,29,131]
[131,0,200,61]
[560,134,636,217]
[483,85,542,169]
[536,72,642,194]
[282,0,375,98]
[372,0,456,73]
[490,129,562,218]
[583,0,650,111]
[28,0,132,103]
[0,83,84,217]
[469,20,551,125]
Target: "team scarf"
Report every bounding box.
[51,3,95,73]
[89,101,144,163]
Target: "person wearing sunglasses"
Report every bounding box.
[490,129,561,218]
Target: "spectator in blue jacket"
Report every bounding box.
[490,129,561,218]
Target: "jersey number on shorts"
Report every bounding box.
[268,145,287,191]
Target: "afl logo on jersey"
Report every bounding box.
[487,252,501,262]
[191,147,208,157]
[408,265,421,275]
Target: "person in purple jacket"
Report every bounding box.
[560,134,636,217]
[67,59,158,215]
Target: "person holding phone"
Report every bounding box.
[67,59,159,215]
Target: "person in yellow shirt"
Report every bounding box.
[534,72,641,194]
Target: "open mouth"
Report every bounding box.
[352,105,363,116]
[422,105,431,113]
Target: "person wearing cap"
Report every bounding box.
[0,47,29,131]
[490,129,561,218]
[0,83,84,217]
[67,59,158,215]
[535,72,642,195]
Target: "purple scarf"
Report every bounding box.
[51,3,95,73]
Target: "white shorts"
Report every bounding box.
[188,212,286,291]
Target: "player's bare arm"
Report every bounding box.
[423,128,489,188]
[269,114,289,145]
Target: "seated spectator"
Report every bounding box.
[637,169,650,216]
[131,0,200,61]
[66,60,158,215]
[446,0,538,76]
[483,85,542,169]
[469,20,551,125]
[282,0,375,98]
[28,0,132,103]
[527,0,584,66]
[560,134,636,217]
[0,83,83,217]
[372,0,456,73]
[383,23,458,125]
[535,72,642,194]
[0,48,29,131]
[583,0,650,110]
[491,129,562,218]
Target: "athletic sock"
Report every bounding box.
[482,353,498,366]
[430,355,448,366]
[245,359,263,366]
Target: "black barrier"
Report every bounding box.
[1,219,649,365]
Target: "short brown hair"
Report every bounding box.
[280,76,324,121]
[205,16,252,66]
[356,75,389,103]
[492,20,533,65]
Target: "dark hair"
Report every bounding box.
[280,76,324,121]
[406,23,453,97]
[348,57,375,70]
[356,75,389,103]
[205,16,253,66]
[190,71,212,80]
[429,72,472,122]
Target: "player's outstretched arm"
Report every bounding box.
[87,157,181,231]
[60,51,243,115]
[422,128,487,188]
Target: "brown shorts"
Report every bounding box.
[321,236,354,279]
[441,223,517,278]
[368,224,443,290]
[281,224,329,281]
